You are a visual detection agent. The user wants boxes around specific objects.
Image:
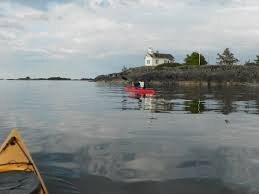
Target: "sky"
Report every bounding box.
[0,0,259,78]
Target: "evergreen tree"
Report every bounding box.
[184,52,207,65]
[255,55,259,65]
[121,65,128,72]
[244,60,255,66]
[217,48,239,65]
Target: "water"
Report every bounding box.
[0,80,259,194]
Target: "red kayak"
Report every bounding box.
[124,87,156,95]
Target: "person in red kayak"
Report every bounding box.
[139,81,145,89]
[132,81,145,89]
[133,81,140,88]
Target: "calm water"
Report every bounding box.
[0,81,259,194]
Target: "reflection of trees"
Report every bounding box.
[213,86,258,115]
[219,86,236,115]
[256,87,259,114]
[163,85,258,115]
[184,100,205,114]
[122,85,259,115]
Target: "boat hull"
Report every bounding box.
[124,87,156,95]
[0,128,48,194]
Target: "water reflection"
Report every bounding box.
[184,100,205,114]
[78,176,248,194]
[121,93,174,113]
[75,141,257,193]
[122,85,259,115]
[0,81,259,194]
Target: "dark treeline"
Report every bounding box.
[5,77,94,81]
[15,76,71,80]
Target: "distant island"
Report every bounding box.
[5,77,94,81]
[17,77,71,80]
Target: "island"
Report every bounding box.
[4,77,94,81]
[95,48,259,86]
[95,64,259,86]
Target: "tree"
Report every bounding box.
[217,48,239,65]
[121,65,128,72]
[244,60,255,66]
[255,55,259,65]
[184,52,207,65]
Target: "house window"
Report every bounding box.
[156,59,159,64]
[147,60,150,65]
[164,60,167,63]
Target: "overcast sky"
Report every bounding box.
[0,0,259,78]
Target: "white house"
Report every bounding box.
[145,48,174,66]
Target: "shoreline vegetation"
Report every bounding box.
[94,64,259,86]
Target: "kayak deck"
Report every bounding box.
[0,129,48,194]
[124,87,156,95]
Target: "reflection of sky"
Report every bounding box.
[0,81,259,193]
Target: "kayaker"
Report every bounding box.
[133,82,140,88]
[139,81,145,89]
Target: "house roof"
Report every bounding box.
[147,53,174,60]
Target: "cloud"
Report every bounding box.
[0,0,259,77]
